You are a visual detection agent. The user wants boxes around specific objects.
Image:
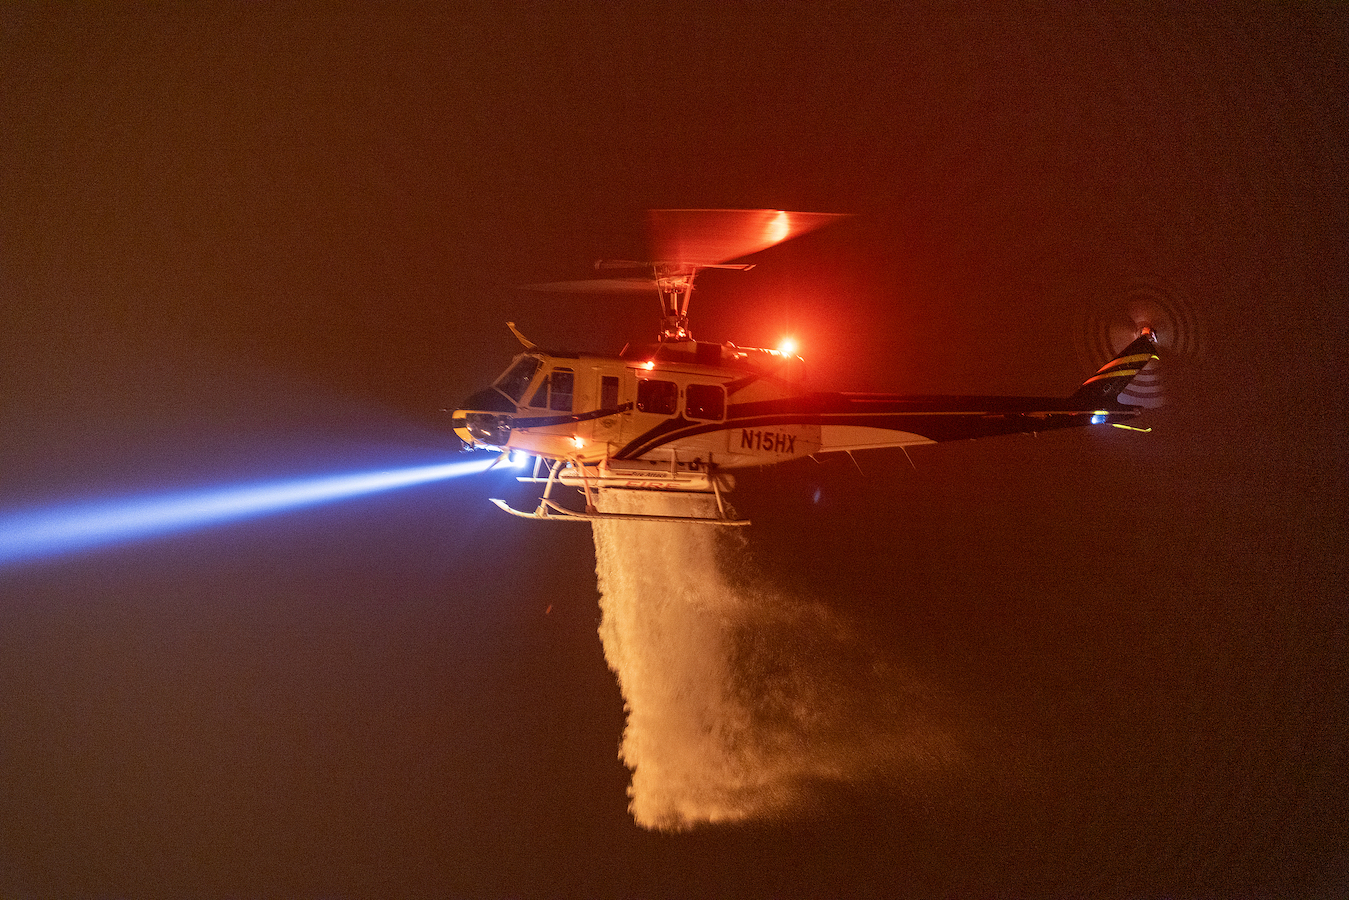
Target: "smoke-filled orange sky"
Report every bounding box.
[3,3,1346,897]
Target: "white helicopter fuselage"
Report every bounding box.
[454,338,939,473]
[449,209,1158,525]
[511,347,820,468]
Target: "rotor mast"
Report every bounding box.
[575,211,848,344]
[651,262,755,343]
[654,265,696,342]
[644,209,846,343]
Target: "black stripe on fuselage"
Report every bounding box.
[613,393,1139,459]
[513,402,633,430]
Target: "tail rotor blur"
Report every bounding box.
[1075,278,1205,408]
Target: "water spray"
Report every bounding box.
[591,490,954,829]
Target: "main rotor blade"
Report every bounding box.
[646,209,847,267]
[523,277,657,293]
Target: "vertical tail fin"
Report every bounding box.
[1070,334,1161,406]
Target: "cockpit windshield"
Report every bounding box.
[495,355,542,402]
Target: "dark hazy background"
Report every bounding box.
[3,3,1346,897]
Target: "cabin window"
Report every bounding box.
[685,383,725,421]
[636,379,678,415]
[600,375,620,410]
[496,356,542,402]
[527,367,575,411]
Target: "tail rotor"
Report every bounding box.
[1075,278,1205,408]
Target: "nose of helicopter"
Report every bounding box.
[452,412,513,448]
[450,387,517,449]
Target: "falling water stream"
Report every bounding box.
[591,489,956,830]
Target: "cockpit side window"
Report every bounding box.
[495,356,542,402]
[548,369,574,411]
[600,375,620,410]
[527,367,575,412]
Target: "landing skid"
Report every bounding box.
[489,497,750,526]
[491,456,751,526]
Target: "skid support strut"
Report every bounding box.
[489,458,750,526]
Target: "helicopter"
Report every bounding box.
[451,210,1161,526]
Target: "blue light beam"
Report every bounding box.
[0,454,514,567]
